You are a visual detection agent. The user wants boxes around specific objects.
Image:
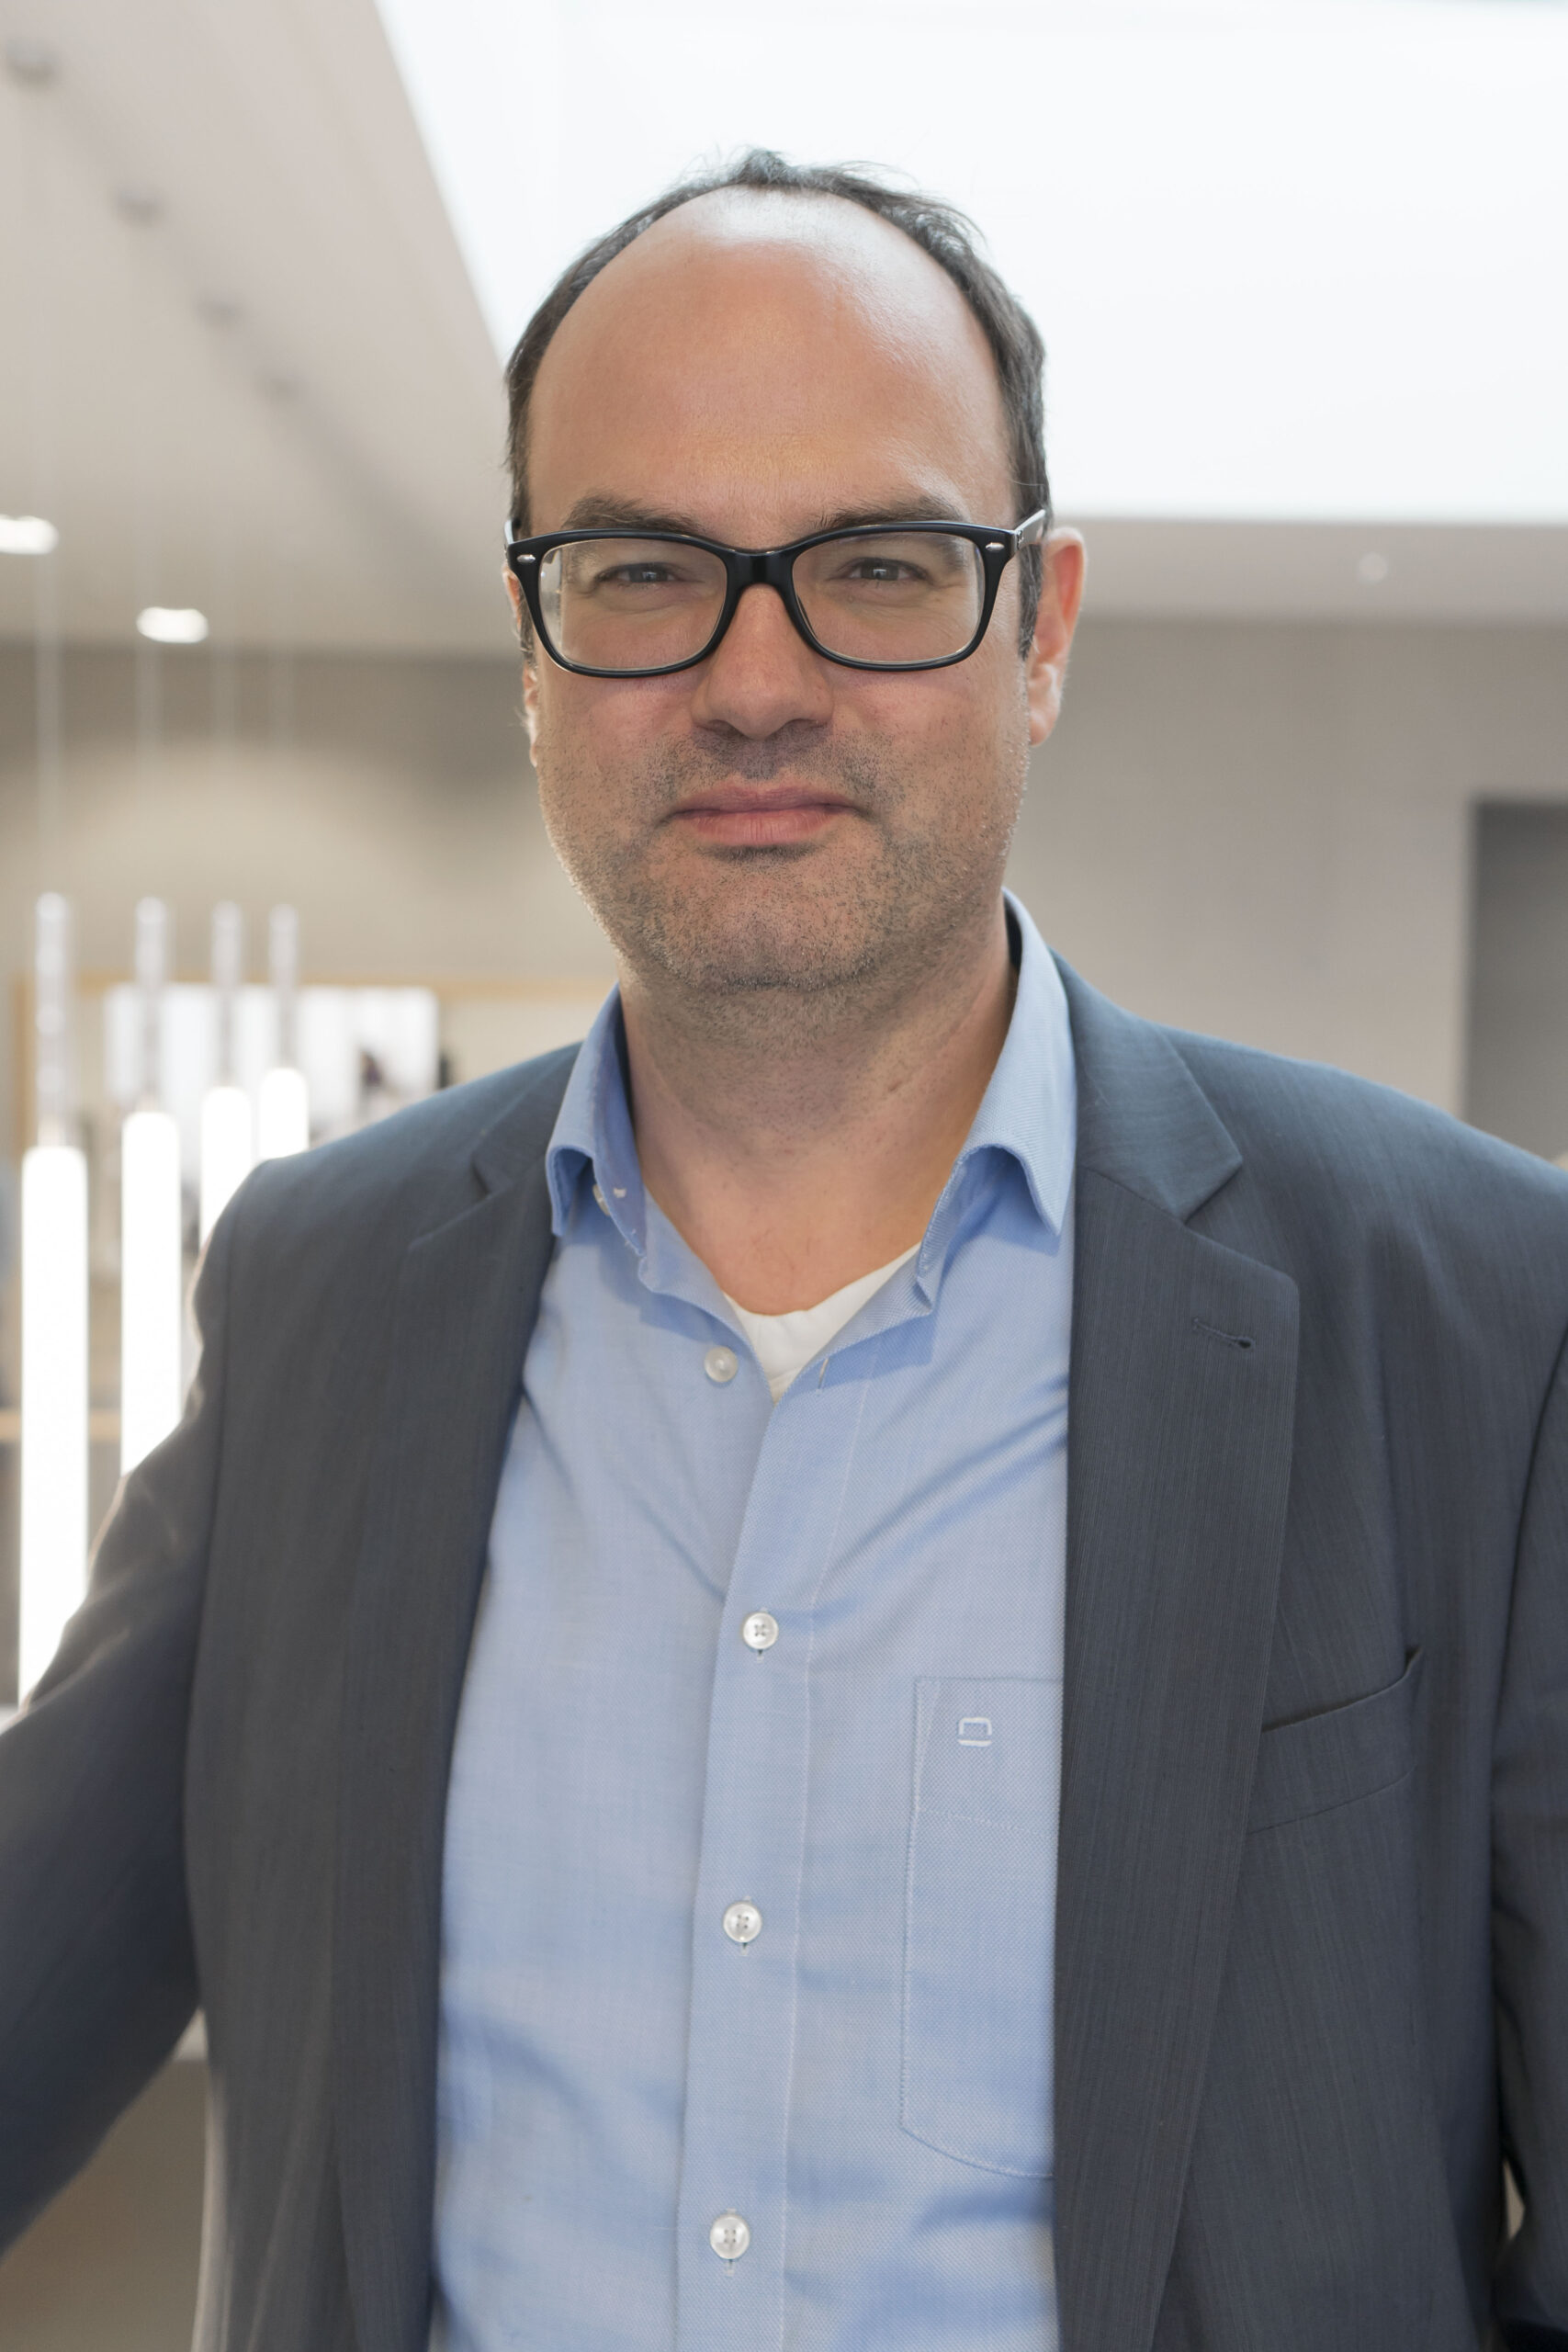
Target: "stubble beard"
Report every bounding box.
[538,726,1022,1048]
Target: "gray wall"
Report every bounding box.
[1467,803,1568,1161]
[1011,618,1568,1122]
[5,618,1566,1168]
[0,640,610,1163]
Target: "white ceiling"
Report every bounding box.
[378,0,1568,524]
[0,0,514,652]
[1,0,1565,648]
[375,0,1568,622]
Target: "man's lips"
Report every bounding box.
[667,782,856,848]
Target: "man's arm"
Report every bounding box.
[0,1204,232,2251]
[1494,1321,1568,2346]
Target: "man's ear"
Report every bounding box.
[1024,530,1086,747]
[503,568,526,645]
[504,569,543,751]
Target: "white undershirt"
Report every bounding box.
[722,1243,921,1403]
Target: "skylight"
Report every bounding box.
[375,0,1568,523]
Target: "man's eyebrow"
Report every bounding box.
[558,496,709,534]
[554,493,977,542]
[810,497,974,534]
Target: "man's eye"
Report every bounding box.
[599,564,675,587]
[845,559,921,584]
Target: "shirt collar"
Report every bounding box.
[947,889,1076,1240]
[545,888,1076,1257]
[546,988,646,1248]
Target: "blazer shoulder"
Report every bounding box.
[1169,1024,1565,1210]
[1165,1023,1568,1338]
[1059,954,1568,1261]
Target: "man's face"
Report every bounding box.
[517,192,1082,1007]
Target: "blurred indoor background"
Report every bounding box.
[1,0,1565,2342]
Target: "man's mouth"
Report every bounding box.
[667,781,857,849]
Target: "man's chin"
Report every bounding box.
[637,923,878,999]
[611,881,886,1000]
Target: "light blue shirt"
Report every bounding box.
[432,893,1075,2352]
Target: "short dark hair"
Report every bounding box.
[503,149,1050,651]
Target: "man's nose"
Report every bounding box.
[687,581,834,737]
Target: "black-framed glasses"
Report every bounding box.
[503,511,1047,678]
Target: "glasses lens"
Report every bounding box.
[791,530,986,665]
[537,537,728,673]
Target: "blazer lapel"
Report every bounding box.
[1053,968,1301,2352]
[333,1069,568,2352]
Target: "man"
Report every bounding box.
[2,151,1566,2352]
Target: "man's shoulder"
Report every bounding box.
[219,1045,578,1270]
[1169,1021,1565,1220]
[1061,956,1568,1245]
[1152,1021,1568,1350]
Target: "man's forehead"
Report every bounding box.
[526,188,1010,528]
[540,187,989,381]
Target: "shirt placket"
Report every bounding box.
[672,1367,869,2349]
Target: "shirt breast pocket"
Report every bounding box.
[901,1677,1060,2179]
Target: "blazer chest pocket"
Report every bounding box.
[901,1678,1059,2179]
[1248,1649,1422,1833]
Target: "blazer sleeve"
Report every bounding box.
[1494,1321,1568,2346]
[0,1200,233,2253]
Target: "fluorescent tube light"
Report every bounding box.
[258,905,310,1158]
[256,1064,310,1159]
[120,898,183,1475]
[0,514,59,555]
[199,1084,254,1240]
[199,902,254,1238]
[119,1107,185,1474]
[18,1143,89,1696]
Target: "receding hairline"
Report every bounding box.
[582,178,980,283]
[529,183,1003,431]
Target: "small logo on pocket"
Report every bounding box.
[957,1716,993,1747]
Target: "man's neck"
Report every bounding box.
[619,901,1017,1315]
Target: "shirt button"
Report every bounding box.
[704,1345,739,1385]
[709,2212,751,2259]
[741,1610,779,1652]
[592,1181,609,1215]
[723,1900,762,1946]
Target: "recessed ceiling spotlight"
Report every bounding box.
[0,514,60,555]
[114,185,164,227]
[137,606,209,645]
[1357,551,1391,586]
[4,36,59,85]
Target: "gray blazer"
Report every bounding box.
[2,964,1566,2352]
